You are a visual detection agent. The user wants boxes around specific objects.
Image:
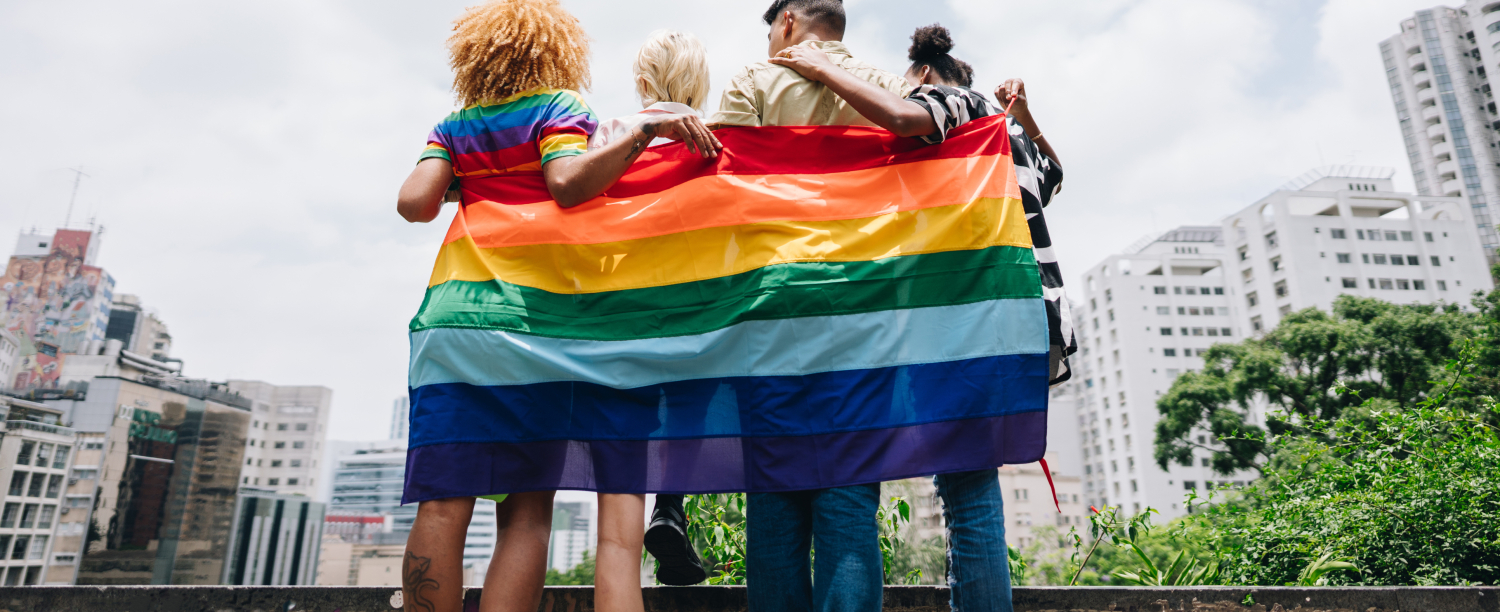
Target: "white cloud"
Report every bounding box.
[0,0,1453,440]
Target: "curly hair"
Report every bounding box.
[908,24,974,88]
[447,0,592,107]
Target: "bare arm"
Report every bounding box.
[398,158,452,223]
[996,79,1060,167]
[396,114,721,221]
[768,46,938,138]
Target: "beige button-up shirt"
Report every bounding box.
[707,40,914,128]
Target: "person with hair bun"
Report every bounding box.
[395,2,719,612]
[771,22,1073,612]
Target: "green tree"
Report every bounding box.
[1154,295,1474,475]
[1184,348,1500,585]
[544,550,596,585]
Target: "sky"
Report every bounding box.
[0,0,1459,441]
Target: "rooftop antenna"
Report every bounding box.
[63,166,90,228]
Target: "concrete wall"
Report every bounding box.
[0,586,1494,612]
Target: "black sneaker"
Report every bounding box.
[644,494,708,586]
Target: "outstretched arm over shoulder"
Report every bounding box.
[396,114,722,221]
[768,46,938,138]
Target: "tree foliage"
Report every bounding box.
[1154,295,1476,474]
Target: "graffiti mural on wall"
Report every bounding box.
[0,229,114,389]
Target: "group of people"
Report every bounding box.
[396,1,1066,611]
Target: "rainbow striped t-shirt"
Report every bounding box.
[419,88,598,178]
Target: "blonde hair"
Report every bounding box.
[633,30,710,111]
[447,0,591,107]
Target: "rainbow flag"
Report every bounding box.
[403,116,1048,501]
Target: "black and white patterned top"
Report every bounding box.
[908,84,1077,385]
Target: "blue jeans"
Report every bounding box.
[745,484,883,612]
[935,469,1013,612]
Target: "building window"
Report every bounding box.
[268,478,280,486]
[1153,286,1166,295]
[1251,316,1263,332]
[1414,280,1427,290]
[1425,232,1434,242]
[1398,279,1412,290]
[1160,328,1173,336]
[1105,289,1113,303]
[274,442,286,449]
[1108,309,1115,322]
[1270,256,1282,271]
[287,478,300,486]
[293,441,305,449]
[45,475,61,499]
[1164,349,1177,357]
[1431,256,1442,266]
[26,474,44,498]
[1385,231,1399,241]
[1401,231,1413,241]
[1191,328,1204,336]
[1342,277,1358,288]
[1357,229,1365,240]
[1361,253,1371,264]
[1439,280,1449,291]
[38,506,54,529]
[1237,246,1248,261]
[1184,481,1197,491]
[1265,231,1278,248]
[11,536,28,560]
[1379,279,1394,290]
[1156,306,1170,315]
[1407,255,1420,266]
[1373,254,1388,264]
[1214,287,1225,295]
[296,423,309,431]
[1207,328,1220,337]
[1274,281,1288,298]
[16,442,34,466]
[1336,253,1351,263]
[1331,229,1347,239]
[8,473,25,497]
[290,460,303,468]
[1247,292,1259,307]
[277,424,289,431]
[1221,328,1233,337]
[1093,318,1099,330]
[1390,254,1405,266]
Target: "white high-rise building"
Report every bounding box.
[1381,4,1500,254]
[1061,167,1494,520]
[230,381,333,498]
[1225,166,1493,333]
[390,397,409,442]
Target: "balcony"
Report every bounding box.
[0,586,1495,612]
[1443,178,1465,195]
[1422,103,1443,121]
[5,421,76,437]
[1437,159,1459,177]
[1433,141,1453,158]
[1428,122,1449,139]
[1418,85,1438,103]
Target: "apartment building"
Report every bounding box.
[230,381,332,498]
[1381,3,1500,253]
[0,399,76,585]
[0,330,19,390]
[1226,167,1493,333]
[221,489,325,585]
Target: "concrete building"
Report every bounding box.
[229,381,332,498]
[1381,4,1500,255]
[896,453,1084,554]
[548,501,592,572]
[389,397,408,442]
[0,398,76,585]
[221,489,325,586]
[104,295,173,364]
[0,330,19,391]
[38,376,254,585]
[1226,166,1494,333]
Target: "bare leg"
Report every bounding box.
[405,497,476,612]
[596,493,646,612]
[478,491,556,612]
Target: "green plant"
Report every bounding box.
[544,550,596,585]
[683,494,747,585]
[1186,342,1500,586]
[877,496,923,585]
[1007,545,1028,584]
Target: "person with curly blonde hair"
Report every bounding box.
[395,2,719,612]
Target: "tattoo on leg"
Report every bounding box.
[404,552,440,612]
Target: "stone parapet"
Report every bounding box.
[0,585,1495,611]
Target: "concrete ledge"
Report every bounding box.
[0,585,1495,612]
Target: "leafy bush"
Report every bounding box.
[1184,348,1500,585]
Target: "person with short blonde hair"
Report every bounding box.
[589,30,712,151]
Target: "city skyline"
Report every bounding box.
[0,0,1460,441]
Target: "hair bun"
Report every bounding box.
[908,24,954,62]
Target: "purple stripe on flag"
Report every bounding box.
[442,115,598,156]
[400,411,1047,501]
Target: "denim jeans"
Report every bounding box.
[745,483,883,612]
[934,469,1013,612]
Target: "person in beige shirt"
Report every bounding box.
[706,2,911,129]
[714,3,921,612]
